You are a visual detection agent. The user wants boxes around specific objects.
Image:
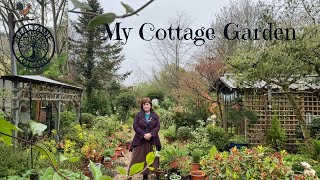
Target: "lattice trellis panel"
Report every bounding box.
[244,90,320,150]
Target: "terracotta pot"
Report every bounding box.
[169,161,178,169]
[120,145,127,153]
[110,155,117,161]
[190,170,205,180]
[103,161,113,169]
[155,169,165,176]
[294,174,306,180]
[165,137,174,143]
[95,156,103,163]
[83,171,91,178]
[191,162,200,171]
[115,147,123,156]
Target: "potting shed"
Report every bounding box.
[0,75,83,141]
[215,74,320,150]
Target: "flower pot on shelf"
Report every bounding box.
[191,162,200,171]
[190,170,205,180]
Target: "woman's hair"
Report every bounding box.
[140,97,153,112]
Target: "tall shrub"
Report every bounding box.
[266,113,287,150]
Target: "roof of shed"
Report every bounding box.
[0,75,82,91]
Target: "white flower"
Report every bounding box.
[301,162,311,170]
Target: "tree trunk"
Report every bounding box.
[41,0,44,25]
[286,91,310,139]
[50,0,60,56]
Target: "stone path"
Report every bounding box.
[114,151,144,180]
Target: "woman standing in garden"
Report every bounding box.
[128,97,161,180]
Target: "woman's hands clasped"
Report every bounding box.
[144,133,152,140]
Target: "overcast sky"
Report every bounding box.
[69,0,231,86]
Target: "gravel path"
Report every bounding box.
[114,151,145,180]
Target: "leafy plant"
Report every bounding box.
[0,146,29,177]
[191,149,202,163]
[201,146,295,179]
[229,135,247,143]
[157,108,174,128]
[266,113,287,150]
[81,113,95,127]
[60,111,76,128]
[173,111,198,129]
[163,125,177,141]
[206,125,230,151]
[147,91,165,102]
[177,158,192,177]
[176,126,193,142]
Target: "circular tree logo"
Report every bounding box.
[12,23,55,68]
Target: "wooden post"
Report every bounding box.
[8,13,17,76]
[54,98,61,142]
[12,81,19,145]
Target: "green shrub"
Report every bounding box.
[157,108,174,128]
[187,121,212,156]
[163,125,177,141]
[60,111,76,128]
[206,125,229,151]
[309,118,320,138]
[229,135,247,143]
[60,169,89,180]
[159,98,175,110]
[313,164,320,177]
[0,146,29,177]
[147,91,165,102]
[266,113,287,150]
[202,146,295,179]
[81,113,94,127]
[173,111,198,129]
[92,115,119,136]
[283,154,316,174]
[177,126,193,142]
[191,149,202,163]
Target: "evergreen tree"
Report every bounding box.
[69,0,130,114]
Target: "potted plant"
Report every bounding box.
[156,158,166,176]
[170,173,182,180]
[103,157,113,169]
[190,170,205,180]
[191,149,202,171]
[162,146,179,169]
[228,135,248,149]
[102,149,114,169]
[178,158,192,179]
[164,125,177,143]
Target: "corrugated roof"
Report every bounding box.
[220,74,320,90]
[0,75,82,90]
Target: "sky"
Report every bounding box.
[69,0,232,86]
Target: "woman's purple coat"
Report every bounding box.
[131,111,161,151]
